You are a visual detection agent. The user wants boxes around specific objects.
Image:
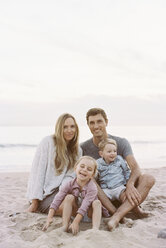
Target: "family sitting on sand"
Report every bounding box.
[26,108,155,235]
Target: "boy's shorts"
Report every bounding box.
[103,185,126,201]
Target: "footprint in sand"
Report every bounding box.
[20,230,40,241]
[8,212,68,242]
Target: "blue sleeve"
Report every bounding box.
[118,155,131,181]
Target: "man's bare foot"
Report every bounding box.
[132,206,150,219]
[107,217,119,231]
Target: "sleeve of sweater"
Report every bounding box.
[50,181,71,211]
[77,181,98,216]
[26,136,50,201]
[78,146,83,157]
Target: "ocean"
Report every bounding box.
[0,125,166,172]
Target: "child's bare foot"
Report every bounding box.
[121,217,134,228]
[103,217,111,224]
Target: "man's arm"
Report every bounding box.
[125,154,142,206]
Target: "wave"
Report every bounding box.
[131,140,166,144]
[0,140,166,149]
[0,144,37,148]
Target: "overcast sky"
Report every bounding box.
[0,0,166,125]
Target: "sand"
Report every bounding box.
[0,167,166,248]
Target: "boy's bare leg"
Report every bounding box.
[107,174,155,231]
[62,194,77,231]
[91,200,102,230]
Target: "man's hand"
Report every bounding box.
[125,182,141,206]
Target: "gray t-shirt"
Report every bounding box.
[80,134,133,160]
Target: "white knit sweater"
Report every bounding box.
[26,135,82,201]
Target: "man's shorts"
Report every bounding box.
[103,185,126,201]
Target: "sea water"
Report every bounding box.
[0,125,166,172]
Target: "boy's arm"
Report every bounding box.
[120,156,131,181]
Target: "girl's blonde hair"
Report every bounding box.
[98,138,117,151]
[53,113,79,174]
[74,156,97,176]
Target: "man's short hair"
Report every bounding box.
[86,108,108,123]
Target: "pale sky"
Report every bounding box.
[0,0,166,125]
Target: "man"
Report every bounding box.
[81,108,155,230]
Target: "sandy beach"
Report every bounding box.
[0,167,166,248]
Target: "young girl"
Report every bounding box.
[42,156,102,235]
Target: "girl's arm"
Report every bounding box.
[69,213,83,235]
[42,181,72,231]
[42,208,55,231]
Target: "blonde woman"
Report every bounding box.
[27,113,82,213]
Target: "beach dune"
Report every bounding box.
[0,167,166,248]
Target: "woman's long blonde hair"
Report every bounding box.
[53,113,79,174]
